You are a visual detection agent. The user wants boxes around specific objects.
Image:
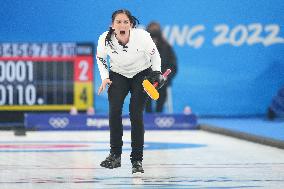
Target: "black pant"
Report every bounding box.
[108,68,150,162]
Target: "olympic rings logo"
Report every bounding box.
[48,117,69,128]
[154,117,175,128]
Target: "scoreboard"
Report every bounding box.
[0,42,94,111]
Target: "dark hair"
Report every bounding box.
[105,9,140,48]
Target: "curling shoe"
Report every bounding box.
[132,161,144,174]
[100,153,121,169]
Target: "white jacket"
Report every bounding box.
[96,28,161,80]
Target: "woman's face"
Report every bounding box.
[112,13,132,41]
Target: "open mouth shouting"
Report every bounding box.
[120,30,126,35]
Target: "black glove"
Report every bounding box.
[145,71,166,89]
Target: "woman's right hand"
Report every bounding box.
[98,78,112,95]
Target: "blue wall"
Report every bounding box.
[1,0,284,116]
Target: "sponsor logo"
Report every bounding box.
[86,118,109,128]
[49,117,69,128]
[154,117,175,128]
[86,118,131,128]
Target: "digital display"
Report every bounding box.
[0,42,94,111]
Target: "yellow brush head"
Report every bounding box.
[142,80,159,100]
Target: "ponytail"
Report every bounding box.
[131,16,140,28]
[105,27,115,48]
